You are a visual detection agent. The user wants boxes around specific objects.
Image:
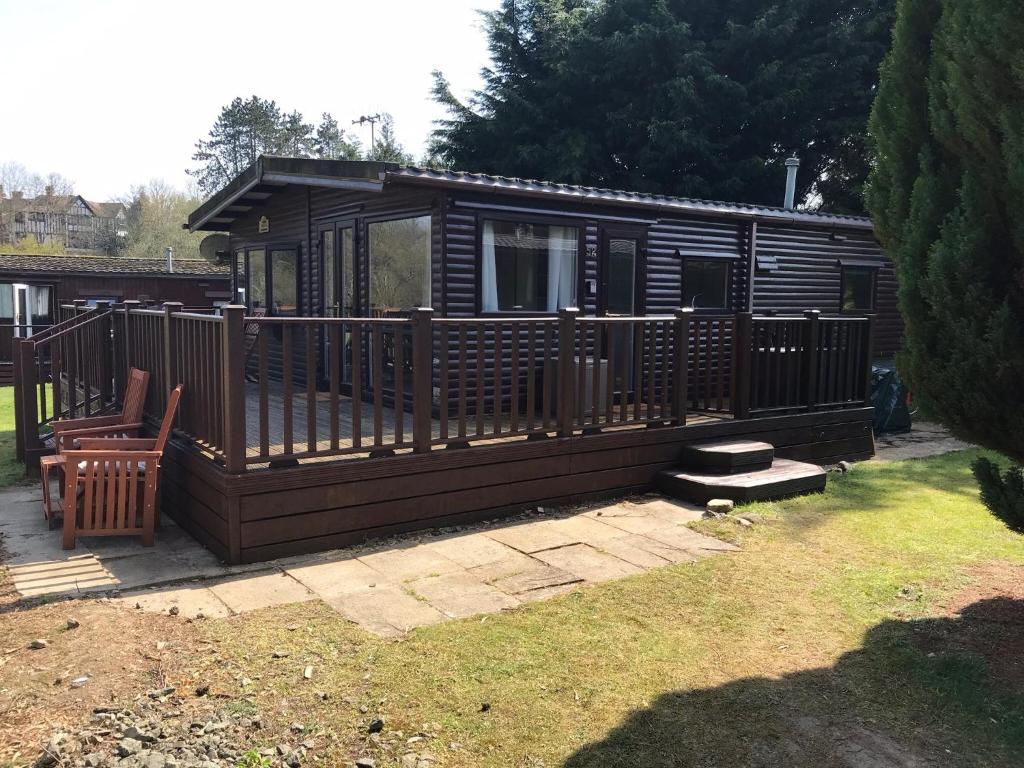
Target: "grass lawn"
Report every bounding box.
[183,451,1023,767]
[0,390,1021,765]
[0,387,27,488]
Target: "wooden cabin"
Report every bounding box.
[12,157,901,565]
[0,253,231,385]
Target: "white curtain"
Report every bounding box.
[546,226,577,311]
[481,221,499,312]
[32,286,50,319]
[0,284,12,320]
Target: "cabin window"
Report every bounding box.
[321,230,335,315]
[683,259,730,310]
[234,250,246,304]
[841,266,876,311]
[0,284,13,319]
[269,249,299,316]
[481,219,578,312]
[367,215,431,314]
[247,249,267,311]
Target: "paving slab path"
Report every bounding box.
[1,482,733,637]
[0,418,967,637]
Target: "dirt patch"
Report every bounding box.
[916,562,1024,687]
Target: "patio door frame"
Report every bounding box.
[317,219,358,393]
[597,224,647,399]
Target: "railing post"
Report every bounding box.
[410,307,435,453]
[19,338,40,471]
[672,308,693,425]
[221,305,247,473]
[122,301,140,373]
[13,338,25,461]
[162,302,183,395]
[556,307,579,438]
[111,302,126,401]
[733,312,753,419]
[803,309,821,410]
[862,314,876,403]
[95,300,113,408]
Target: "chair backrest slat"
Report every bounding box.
[122,368,151,423]
[154,385,183,453]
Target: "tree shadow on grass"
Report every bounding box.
[564,598,1024,768]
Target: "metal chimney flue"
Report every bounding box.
[783,156,800,210]
[165,246,173,273]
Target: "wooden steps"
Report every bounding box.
[657,440,826,505]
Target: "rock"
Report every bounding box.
[168,606,179,616]
[117,737,144,756]
[367,719,384,734]
[286,623,300,631]
[123,726,156,744]
[155,641,168,651]
[147,686,175,699]
[284,751,302,768]
[272,650,290,659]
[355,759,376,768]
[140,753,166,768]
[66,618,81,629]
[195,683,210,697]
[303,665,314,680]
[70,676,90,688]
[705,498,734,515]
[479,703,491,713]
[401,756,419,768]
[83,753,104,767]
[736,517,753,527]
[290,722,304,733]
[29,639,48,650]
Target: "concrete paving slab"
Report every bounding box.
[642,526,740,553]
[542,514,626,544]
[117,583,232,618]
[466,549,546,583]
[420,532,519,569]
[209,570,316,613]
[584,503,688,535]
[408,571,521,618]
[488,564,581,596]
[604,533,700,565]
[515,582,580,603]
[327,585,446,637]
[285,555,387,598]
[483,519,585,553]
[532,543,645,583]
[358,544,463,582]
[595,536,676,569]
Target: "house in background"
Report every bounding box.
[0,253,231,384]
[0,187,128,253]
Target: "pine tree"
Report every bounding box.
[314,113,361,160]
[279,111,315,157]
[367,114,413,164]
[431,0,894,212]
[188,96,286,194]
[866,0,1024,516]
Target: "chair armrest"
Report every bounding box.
[57,423,144,450]
[75,437,157,450]
[52,414,124,432]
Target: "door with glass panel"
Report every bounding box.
[320,222,356,387]
[598,229,644,400]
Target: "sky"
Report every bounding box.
[0,0,501,201]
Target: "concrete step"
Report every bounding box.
[656,458,827,505]
[681,439,775,474]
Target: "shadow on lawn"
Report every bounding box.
[564,598,1024,768]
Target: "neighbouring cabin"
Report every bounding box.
[12,157,899,565]
[0,254,231,385]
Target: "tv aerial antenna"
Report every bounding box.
[352,114,382,152]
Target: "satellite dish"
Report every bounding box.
[199,233,231,265]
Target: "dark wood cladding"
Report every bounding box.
[0,271,229,309]
[158,406,874,564]
[752,224,901,358]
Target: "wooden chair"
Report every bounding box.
[40,368,151,522]
[59,385,182,550]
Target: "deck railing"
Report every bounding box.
[12,304,875,473]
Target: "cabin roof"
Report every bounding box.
[186,155,875,232]
[0,253,229,277]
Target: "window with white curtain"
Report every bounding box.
[0,284,13,320]
[481,220,578,312]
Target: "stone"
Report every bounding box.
[123,726,156,743]
[367,719,384,734]
[140,754,166,768]
[66,618,80,629]
[29,638,48,649]
[195,683,210,697]
[303,665,314,680]
[705,499,735,515]
[117,737,143,756]
[736,517,753,527]
[70,676,90,688]
[83,754,104,767]
[355,759,376,768]
[168,606,179,616]
[272,650,290,658]
[147,686,175,699]
[401,755,419,768]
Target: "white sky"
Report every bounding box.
[0,0,500,201]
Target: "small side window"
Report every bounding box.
[841,266,876,311]
[683,259,731,310]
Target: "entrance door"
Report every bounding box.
[320,222,356,386]
[598,230,644,396]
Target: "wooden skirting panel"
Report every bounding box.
[159,408,874,564]
[0,363,12,387]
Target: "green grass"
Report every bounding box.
[196,450,1024,767]
[0,386,27,488]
